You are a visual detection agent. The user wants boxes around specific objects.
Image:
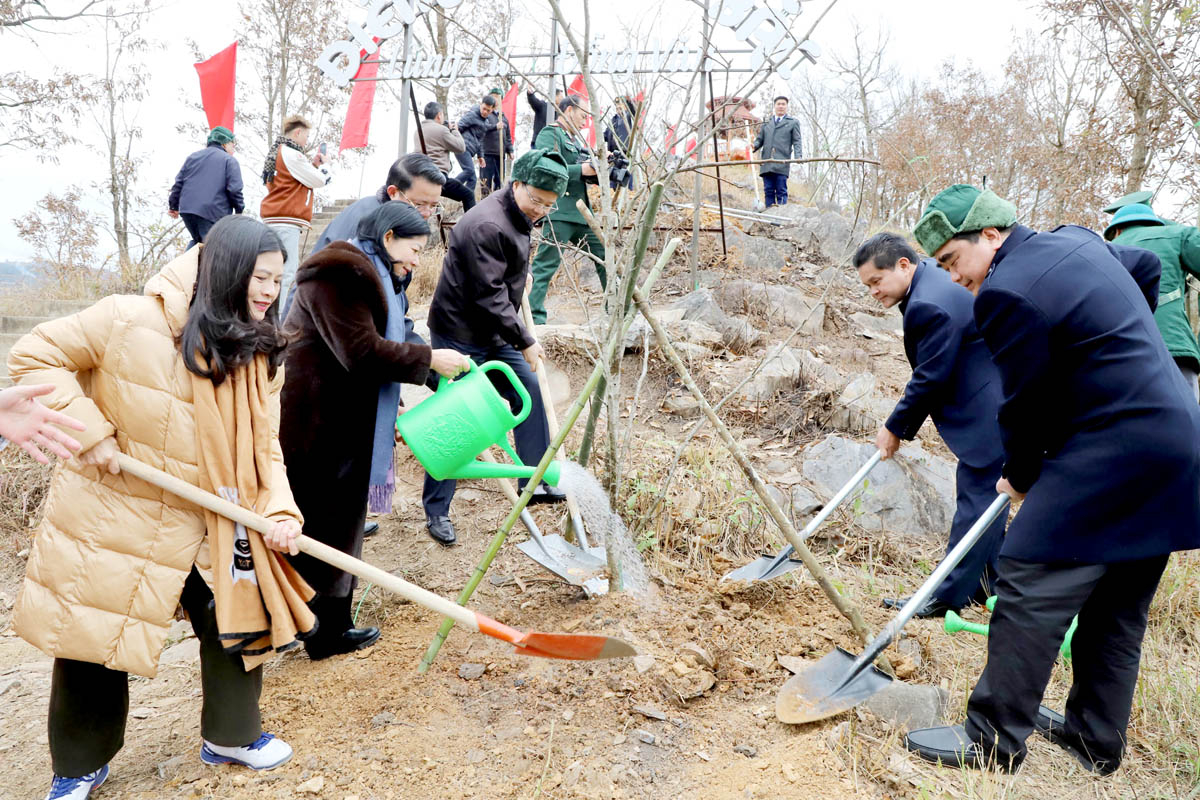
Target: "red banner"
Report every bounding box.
[501,82,519,145]
[665,125,676,155]
[567,74,596,148]
[339,48,380,152]
[194,42,237,132]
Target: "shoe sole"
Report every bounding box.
[201,749,293,771]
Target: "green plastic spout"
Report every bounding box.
[451,459,562,486]
[944,609,989,637]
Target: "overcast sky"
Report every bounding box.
[0,0,1042,263]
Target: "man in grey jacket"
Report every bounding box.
[752,96,803,207]
[416,102,474,211]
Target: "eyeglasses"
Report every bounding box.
[399,190,444,216]
[520,184,558,214]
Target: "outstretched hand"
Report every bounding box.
[0,384,86,464]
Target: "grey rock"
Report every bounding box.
[764,484,787,511]
[733,743,758,758]
[458,662,487,680]
[633,704,668,720]
[662,393,701,418]
[797,349,843,389]
[789,484,822,523]
[632,656,657,674]
[831,372,898,434]
[850,311,902,336]
[370,710,397,727]
[634,729,657,745]
[156,754,187,781]
[717,347,805,405]
[673,289,764,353]
[741,237,794,272]
[160,637,200,665]
[801,435,954,538]
[756,206,868,264]
[711,280,825,335]
[897,637,924,671]
[863,681,949,730]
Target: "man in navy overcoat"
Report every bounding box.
[854,232,1006,617]
[904,184,1200,775]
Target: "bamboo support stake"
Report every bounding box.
[419,237,680,671]
[630,286,893,673]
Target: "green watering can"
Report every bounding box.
[944,596,1076,660]
[395,360,562,486]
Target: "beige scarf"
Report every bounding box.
[191,355,316,671]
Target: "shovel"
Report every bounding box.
[721,451,882,582]
[115,453,635,661]
[479,449,608,596]
[776,493,1010,723]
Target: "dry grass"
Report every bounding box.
[408,240,447,305]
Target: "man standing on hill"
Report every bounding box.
[456,95,499,195]
[903,184,1200,775]
[479,87,513,196]
[422,149,570,545]
[415,102,475,212]
[854,232,1006,618]
[1104,204,1200,401]
[751,96,803,207]
[528,96,605,324]
[260,115,331,303]
[167,126,244,248]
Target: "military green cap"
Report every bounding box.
[913,184,1017,256]
[488,86,503,95]
[511,148,568,196]
[1103,203,1163,240]
[207,126,235,145]
[1101,190,1153,215]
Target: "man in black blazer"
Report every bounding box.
[854,232,1006,618]
[904,184,1200,775]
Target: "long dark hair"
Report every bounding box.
[179,215,288,385]
[356,202,430,264]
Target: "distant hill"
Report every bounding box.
[0,261,37,286]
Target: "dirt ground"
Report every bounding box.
[1,241,1196,799]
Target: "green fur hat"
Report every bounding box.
[511,148,568,196]
[207,126,235,146]
[913,184,1017,256]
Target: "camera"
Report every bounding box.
[608,151,630,185]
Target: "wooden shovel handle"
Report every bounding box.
[114,453,479,633]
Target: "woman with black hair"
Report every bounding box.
[8,215,315,799]
[280,202,468,660]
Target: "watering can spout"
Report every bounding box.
[454,459,563,486]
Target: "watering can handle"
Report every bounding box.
[479,361,533,427]
[436,357,477,390]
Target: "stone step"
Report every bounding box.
[0,315,52,334]
[2,299,92,318]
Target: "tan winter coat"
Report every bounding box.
[6,248,301,677]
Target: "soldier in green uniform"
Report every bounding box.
[1104,203,1200,401]
[528,96,606,324]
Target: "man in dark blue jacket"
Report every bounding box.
[167,126,244,247]
[904,184,1200,775]
[454,95,499,193]
[854,232,1006,618]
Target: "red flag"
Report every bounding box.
[684,136,697,158]
[567,74,596,147]
[665,125,676,155]
[501,82,519,145]
[194,42,237,131]
[339,48,380,153]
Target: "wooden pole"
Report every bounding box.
[706,71,727,258]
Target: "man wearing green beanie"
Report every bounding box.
[167,126,244,248]
[1105,204,1200,401]
[903,184,1200,775]
[421,149,569,545]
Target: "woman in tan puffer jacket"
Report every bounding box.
[9,216,311,799]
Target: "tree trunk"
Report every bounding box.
[1125,60,1153,192]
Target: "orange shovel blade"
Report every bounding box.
[476,615,637,660]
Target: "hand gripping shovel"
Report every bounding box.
[721,451,882,582]
[115,453,635,661]
[776,493,1010,723]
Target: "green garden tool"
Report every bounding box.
[944,596,1076,660]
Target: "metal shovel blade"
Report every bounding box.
[775,647,893,724]
[515,534,610,593]
[721,551,806,582]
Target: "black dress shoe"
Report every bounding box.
[363,521,380,538]
[904,724,1017,773]
[527,484,567,506]
[426,515,456,545]
[306,626,381,660]
[1033,706,1118,775]
[881,596,960,618]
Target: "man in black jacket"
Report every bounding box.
[455,95,499,194]
[422,149,570,545]
[904,184,1200,775]
[854,232,1006,618]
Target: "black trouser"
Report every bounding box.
[180,213,216,249]
[935,458,1005,608]
[441,173,476,211]
[480,154,503,193]
[47,568,263,777]
[964,554,1169,770]
[422,333,551,518]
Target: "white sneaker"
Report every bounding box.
[44,764,109,799]
[200,732,293,770]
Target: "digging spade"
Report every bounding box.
[776,493,1010,724]
[721,451,882,582]
[115,453,636,662]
